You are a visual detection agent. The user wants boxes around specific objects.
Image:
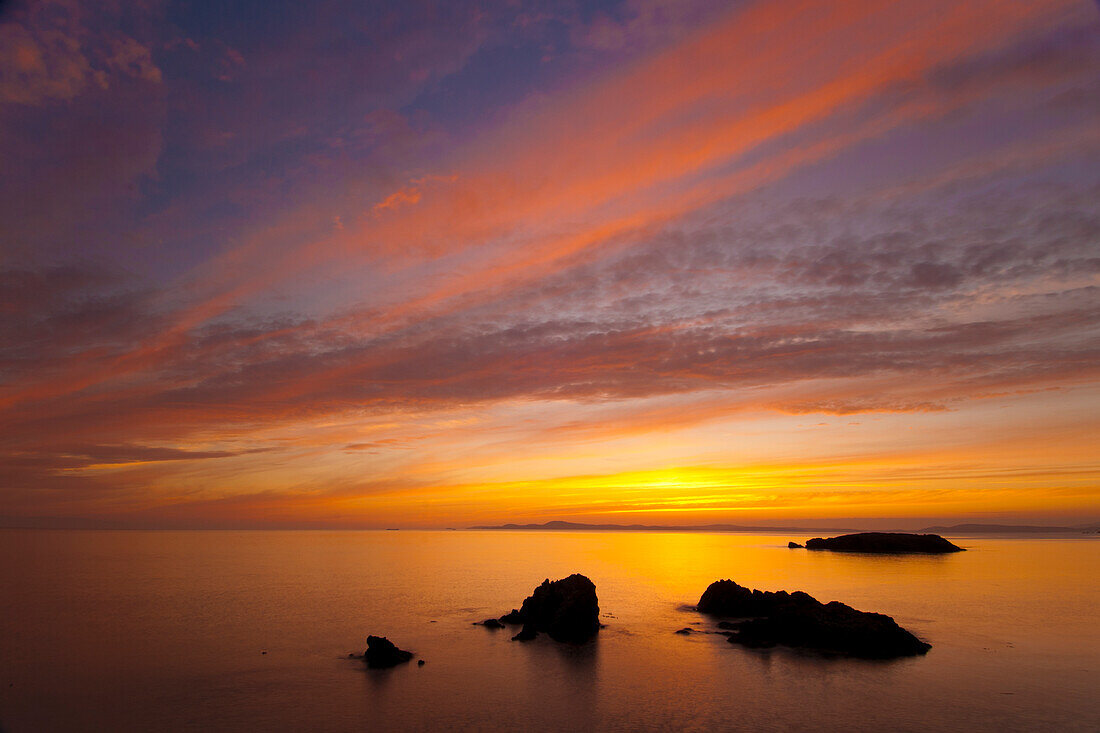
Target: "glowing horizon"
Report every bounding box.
[1,0,1098,529]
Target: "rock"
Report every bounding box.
[498,609,524,625]
[675,627,693,635]
[364,635,414,669]
[511,624,538,642]
[726,603,931,658]
[698,579,818,617]
[417,660,425,667]
[804,532,963,554]
[697,580,930,659]
[477,618,505,629]
[518,574,601,643]
[496,574,600,643]
[788,541,803,548]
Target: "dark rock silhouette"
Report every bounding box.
[697,580,930,658]
[417,660,425,667]
[675,627,693,635]
[804,532,963,554]
[495,574,600,643]
[364,635,413,668]
[788,541,803,548]
[511,624,538,641]
[498,609,524,624]
[476,618,505,629]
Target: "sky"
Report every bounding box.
[1,0,1098,529]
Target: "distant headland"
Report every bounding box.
[918,523,1099,534]
[469,520,861,533]
[469,520,1100,534]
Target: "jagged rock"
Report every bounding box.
[698,580,818,617]
[804,532,963,554]
[498,609,524,624]
[364,635,413,668]
[725,603,931,658]
[788,541,803,548]
[511,624,538,641]
[498,574,600,643]
[696,580,930,658]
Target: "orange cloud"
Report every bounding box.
[2,0,1097,527]
[373,186,422,213]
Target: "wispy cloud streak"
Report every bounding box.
[1,0,1098,525]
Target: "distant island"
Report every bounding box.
[802,532,964,553]
[469,520,1099,534]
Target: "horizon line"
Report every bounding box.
[3,519,1098,533]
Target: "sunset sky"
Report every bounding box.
[1,0,1098,528]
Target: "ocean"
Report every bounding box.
[1,529,1097,731]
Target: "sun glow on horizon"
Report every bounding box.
[1,0,1098,529]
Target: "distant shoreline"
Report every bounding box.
[467,520,1100,535]
[1,522,1096,534]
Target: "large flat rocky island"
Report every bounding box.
[800,532,964,554]
[697,580,931,658]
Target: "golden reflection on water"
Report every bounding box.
[0,529,1097,731]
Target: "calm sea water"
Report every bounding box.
[1,529,1097,731]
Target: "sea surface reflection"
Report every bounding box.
[0,529,1097,731]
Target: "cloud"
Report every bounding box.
[0,0,161,106]
[373,186,423,213]
[0,0,167,259]
[569,0,725,53]
[1,0,1098,525]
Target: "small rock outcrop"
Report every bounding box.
[493,574,600,643]
[476,618,505,629]
[804,532,963,554]
[511,625,538,642]
[498,609,524,624]
[788,541,803,548]
[364,635,413,668]
[697,580,930,658]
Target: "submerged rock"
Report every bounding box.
[494,574,600,643]
[697,580,930,659]
[364,635,413,669]
[804,532,963,554]
[788,541,803,548]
